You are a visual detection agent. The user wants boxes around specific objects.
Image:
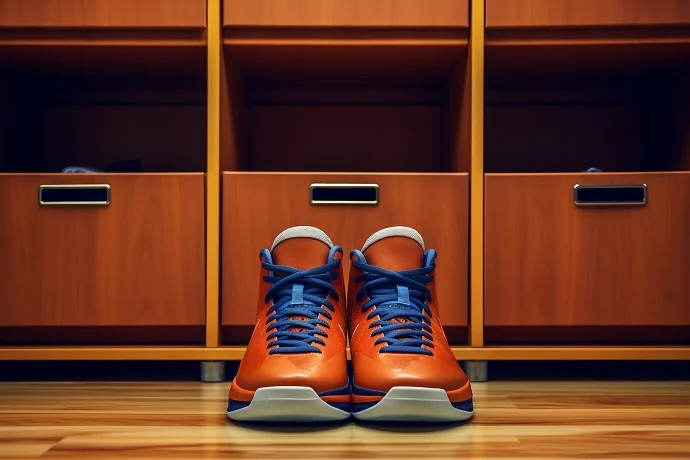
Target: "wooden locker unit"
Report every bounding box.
[483,0,690,346]
[2,0,690,365]
[220,1,473,345]
[0,1,208,347]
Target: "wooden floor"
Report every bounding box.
[0,380,689,459]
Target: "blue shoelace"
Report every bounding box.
[262,251,341,354]
[352,255,435,356]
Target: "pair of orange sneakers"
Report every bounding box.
[227,226,474,423]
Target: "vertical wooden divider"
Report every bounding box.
[469,0,485,347]
[205,0,221,348]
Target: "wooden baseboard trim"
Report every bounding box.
[1,346,689,361]
[452,346,690,360]
[0,347,241,361]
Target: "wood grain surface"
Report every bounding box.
[223,0,469,28]
[0,380,689,458]
[486,0,690,28]
[484,172,690,327]
[0,0,206,28]
[0,174,206,327]
[222,172,469,328]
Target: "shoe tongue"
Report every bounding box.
[361,227,427,331]
[269,227,334,336]
[362,227,425,271]
[270,226,333,269]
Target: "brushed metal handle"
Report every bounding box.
[573,184,646,206]
[39,184,111,206]
[310,183,379,205]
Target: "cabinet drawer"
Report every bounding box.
[0,174,205,327]
[486,0,690,28]
[0,0,206,28]
[485,172,690,327]
[223,0,469,28]
[222,172,469,328]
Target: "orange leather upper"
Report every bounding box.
[348,236,472,400]
[230,238,349,399]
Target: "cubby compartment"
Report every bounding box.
[485,45,690,174]
[0,39,207,345]
[484,34,690,345]
[0,43,206,173]
[221,39,470,172]
[220,34,471,344]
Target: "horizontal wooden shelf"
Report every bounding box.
[485,40,690,89]
[0,0,207,29]
[486,0,690,29]
[0,44,206,90]
[461,346,690,361]
[484,1,690,77]
[2,346,690,361]
[485,326,690,346]
[0,347,235,361]
[223,0,469,29]
[0,326,206,346]
[224,38,467,85]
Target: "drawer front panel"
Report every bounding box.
[222,172,469,327]
[224,0,469,28]
[486,0,690,28]
[0,0,206,28]
[485,172,690,326]
[0,173,206,327]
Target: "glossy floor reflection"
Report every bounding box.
[1,380,689,459]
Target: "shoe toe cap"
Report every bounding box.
[235,352,348,395]
[352,351,469,393]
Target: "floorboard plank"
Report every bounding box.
[0,381,688,459]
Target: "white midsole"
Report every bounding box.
[227,386,350,422]
[353,386,473,422]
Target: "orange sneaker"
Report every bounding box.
[348,226,474,422]
[227,226,350,422]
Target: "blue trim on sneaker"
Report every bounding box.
[227,399,250,412]
[317,379,352,397]
[326,401,351,412]
[452,398,474,413]
[351,381,387,397]
[227,398,351,413]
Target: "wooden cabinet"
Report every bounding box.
[223,0,469,28]
[484,172,690,327]
[0,174,205,327]
[0,0,207,28]
[486,0,690,29]
[222,172,469,329]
